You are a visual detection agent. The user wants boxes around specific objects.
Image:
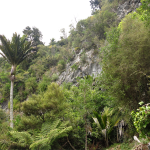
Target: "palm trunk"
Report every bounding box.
[10,79,14,128]
[85,114,87,150]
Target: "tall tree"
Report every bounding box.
[49,38,56,46]
[0,33,35,128]
[90,0,101,13]
[23,26,44,47]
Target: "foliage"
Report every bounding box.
[0,33,35,70]
[100,12,150,110]
[0,71,10,103]
[51,73,59,81]
[63,76,111,149]
[37,76,51,93]
[30,120,72,150]
[0,108,7,124]
[93,107,121,147]
[57,59,66,72]
[137,0,150,25]
[8,99,21,111]
[23,26,43,47]
[25,77,37,94]
[0,33,36,128]
[90,0,101,13]
[8,131,33,149]
[5,119,72,150]
[0,109,10,150]
[17,82,69,130]
[1,0,149,149]
[68,8,117,51]
[131,102,150,138]
[71,63,79,70]
[80,52,87,64]
[49,38,56,46]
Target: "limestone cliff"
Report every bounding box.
[58,49,102,84]
[117,0,141,20]
[57,0,141,85]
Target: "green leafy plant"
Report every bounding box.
[81,52,87,64]
[25,77,37,94]
[74,47,80,54]
[93,107,121,147]
[18,82,69,131]
[8,131,33,149]
[37,76,51,93]
[51,73,59,81]
[131,102,150,138]
[30,120,72,150]
[57,59,66,72]
[71,63,79,70]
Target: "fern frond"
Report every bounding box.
[30,120,72,150]
[30,138,51,150]
[9,131,33,148]
[41,119,60,135]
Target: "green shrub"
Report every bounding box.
[71,63,79,70]
[37,76,51,93]
[51,73,59,81]
[131,102,150,138]
[74,47,80,54]
[25,77,37,94]
[8,99,21,111]
[81,53,87,64]
[18,83,69,131]
[57,60,66,72]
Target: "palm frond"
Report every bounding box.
[0,33,35,67]
[93,111,105,129]
[0,52,9,62]
[0,35,13,64]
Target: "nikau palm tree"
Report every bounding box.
[0,33,35,128]
[93,107,121,147]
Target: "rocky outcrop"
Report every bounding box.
[58,49,102,84]
[58,0,142,85]
[1,100,8,112]
[117,0,141,20]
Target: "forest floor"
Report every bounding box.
[102,140,150,150]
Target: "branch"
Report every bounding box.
[59,141,68,150]
[67,137,76,150]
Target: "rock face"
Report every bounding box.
[117,0,141,20]
[1,99,8,112]
[58,0,142,85]
[58,49,102,84]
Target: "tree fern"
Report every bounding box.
[30,120,72,150]
[8,131,33,149]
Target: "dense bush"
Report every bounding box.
[131,102,150,138]
[100,12,150,110]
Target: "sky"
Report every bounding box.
[0,0,92,46]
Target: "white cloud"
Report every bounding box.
[0,0,91,45]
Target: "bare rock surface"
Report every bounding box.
[117,0,141,20]
[58,49,102,84]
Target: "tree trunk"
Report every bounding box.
[106,133,109,147]
[85,115,87,150]
[10,79,14,128]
